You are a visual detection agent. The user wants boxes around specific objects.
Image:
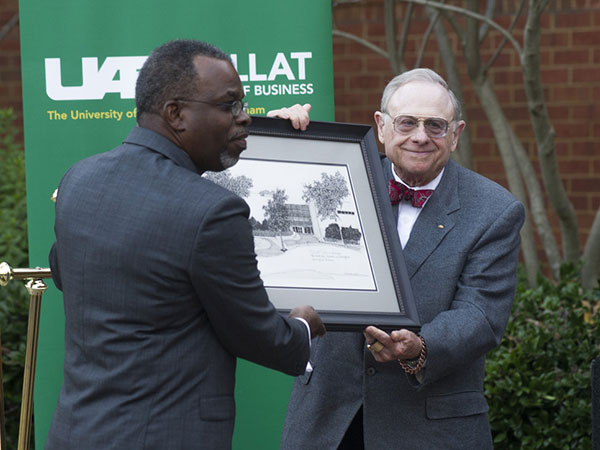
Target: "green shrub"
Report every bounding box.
[485,263,600,449]
[0,108,29,448]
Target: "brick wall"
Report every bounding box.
[332,0,600,249]
[0,0,21,137]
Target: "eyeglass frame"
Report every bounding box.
[175,98,248,117]
[383,112,454,138]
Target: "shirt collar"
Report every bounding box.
[391,163,445,191]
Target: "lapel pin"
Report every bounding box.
[438,224,445,229]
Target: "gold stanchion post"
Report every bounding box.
[0,262,51,450]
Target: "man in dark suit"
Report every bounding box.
[271,69,525,449]
[45,39,325,450]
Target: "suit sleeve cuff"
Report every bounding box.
[293,317,313,373]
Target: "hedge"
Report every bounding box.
[0,108,30,448]
[485,264,600,449]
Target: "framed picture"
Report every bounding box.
[206,116,419,332]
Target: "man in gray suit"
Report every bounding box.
[272,69,525,449]
[46,39,325,450]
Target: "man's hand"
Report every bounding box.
[289,305,326,338]
[363,326,422,363]
[267,103,311,130]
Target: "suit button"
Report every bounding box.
[366,367,377,376]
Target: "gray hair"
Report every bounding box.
[380,68,462,123]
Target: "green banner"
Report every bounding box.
[18,1,333,447]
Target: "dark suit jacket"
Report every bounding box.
[46,126,310,450]
[281,158,525,450]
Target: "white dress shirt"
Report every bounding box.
[391,164,445,248]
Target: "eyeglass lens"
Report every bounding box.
[230,101,249,116]
[393,116,449,138]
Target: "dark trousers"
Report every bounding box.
[338,406,364,450]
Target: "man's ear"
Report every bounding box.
[374,111,386,144]
[450,120,466,151]
[162,100,185,132]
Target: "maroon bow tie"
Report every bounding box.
[388,179,434,208]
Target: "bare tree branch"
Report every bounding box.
[331,29,389,59]
[478,0,497,43]
[425,5,473,170]
[397,0,522,54]
[0,14,19,42]
[519,216,540,287]
[384,0,402,73]
[415,6,439,67]
[459,0,555,282]
[529,0,551,16]
[397,1,414,70]
[475,76,548,284]
[522,0,580,261]
[582,208,600,288]
[484,0,526,71]
[440,8,465,45]
[464,0,483,80]
[508,122,561,279]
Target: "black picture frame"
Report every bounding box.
[235,116,420,332]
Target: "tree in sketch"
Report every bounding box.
[203,171,253,198]
[263,188,291,252]
[302,171,349,221]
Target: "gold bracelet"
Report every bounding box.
[398,335,426,375]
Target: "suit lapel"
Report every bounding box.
[403,160,460,279]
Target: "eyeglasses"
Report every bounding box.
[386,113,451,138]
[176,98,248,117]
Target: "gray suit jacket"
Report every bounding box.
[281,158,525,450]
[46,127,310,450]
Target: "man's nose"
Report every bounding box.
[236,110,252,126]
[410,122,430,141]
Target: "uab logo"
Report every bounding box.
[45,56,147,101]
[45,52,313,101]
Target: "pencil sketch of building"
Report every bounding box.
[286,204,314,236]
[285,197,360,245]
